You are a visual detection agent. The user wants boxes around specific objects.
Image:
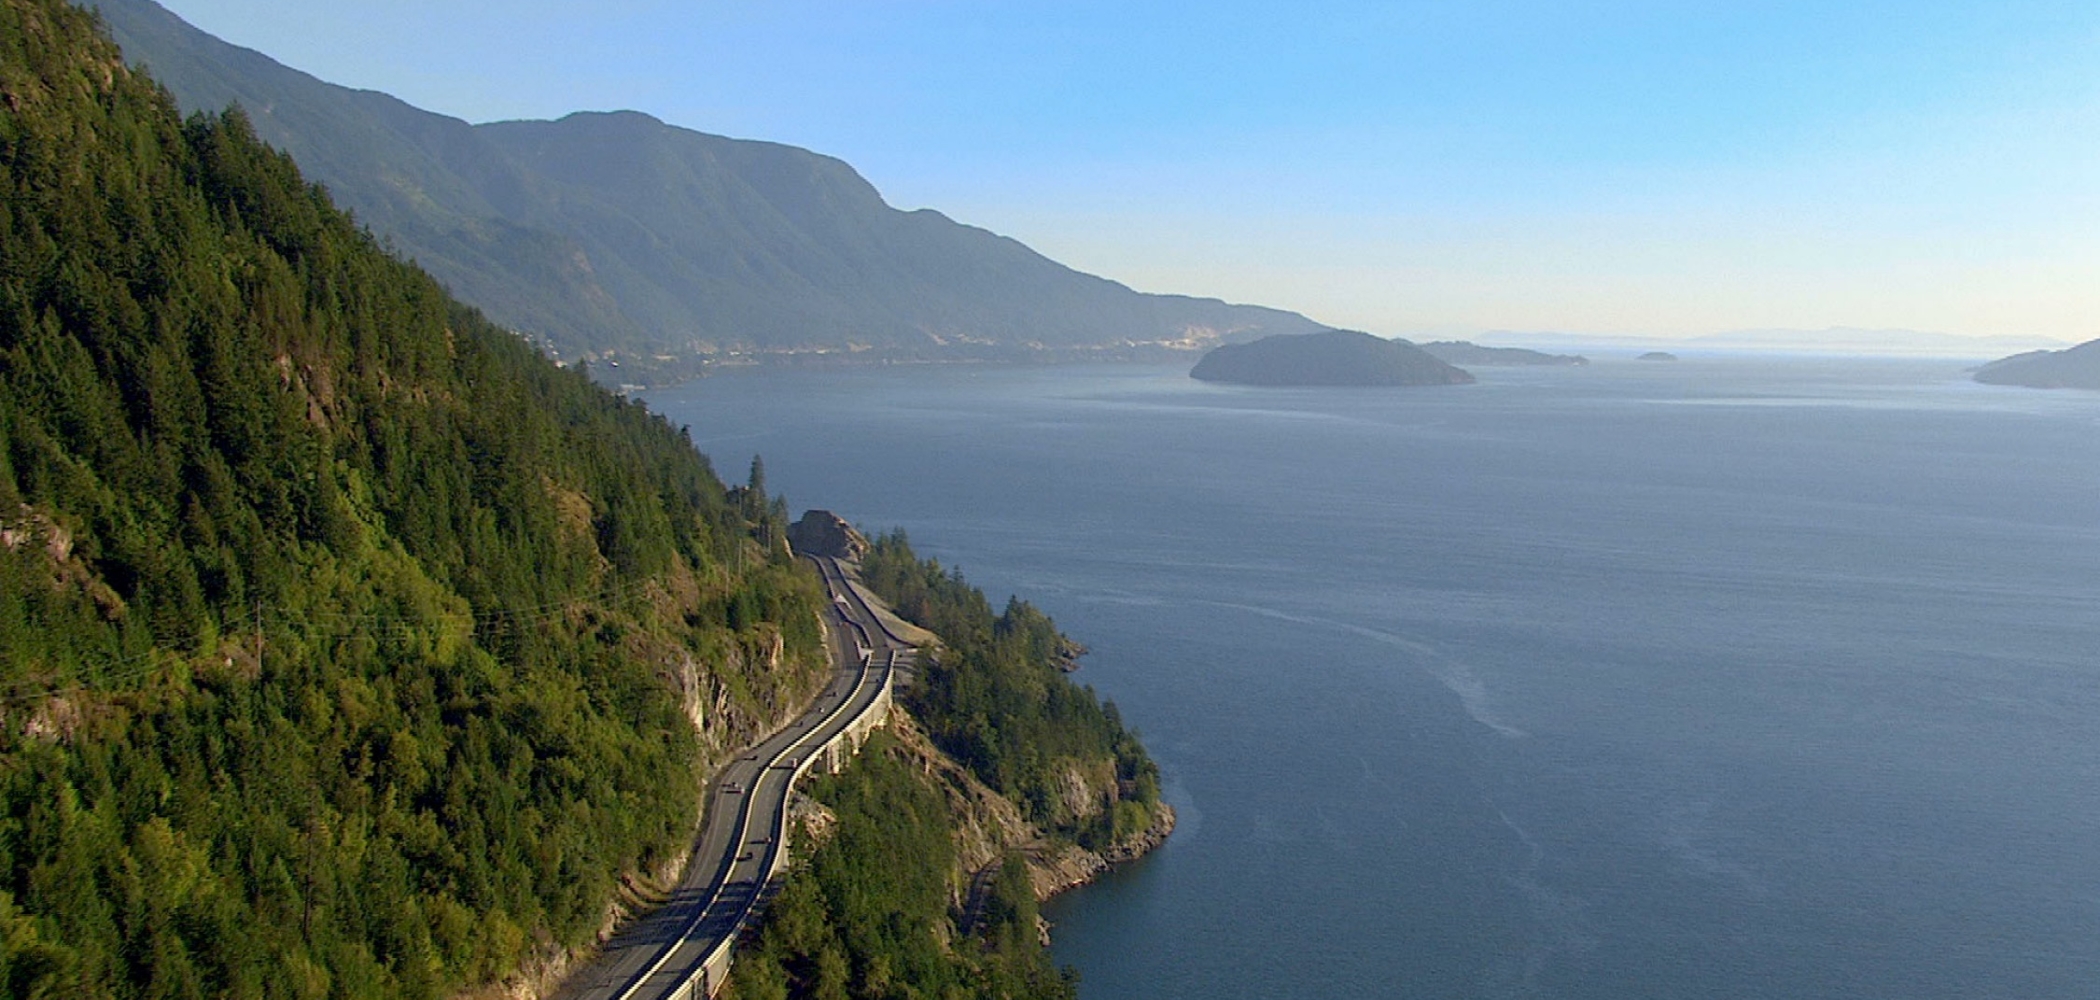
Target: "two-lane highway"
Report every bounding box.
[555,556,908,1000]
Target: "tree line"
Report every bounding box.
[0,2,827,996]
[858,532,1160,850]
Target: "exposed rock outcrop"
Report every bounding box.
[1022,802,1178,900]
[880,711,1174,934]
[787,509,870,560]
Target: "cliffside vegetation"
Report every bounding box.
[724,532,1164,1000]
[726,732,1075,1000]
[0,2,826,996]
[859,532,1159,851]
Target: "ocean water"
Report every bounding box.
[646,357,2100,999]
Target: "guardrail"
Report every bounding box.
[620,559,902,1000]
[821,558,919,651]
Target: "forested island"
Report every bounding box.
[1190,330,1475,387]
[1420,341,1588,366]
[1973,338,2100,390]
[0,3,1164,997]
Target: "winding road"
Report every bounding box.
[554,555,912,1000]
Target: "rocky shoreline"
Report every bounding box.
[1025,803,1178,901]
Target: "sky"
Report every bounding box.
[148,1,2100,344]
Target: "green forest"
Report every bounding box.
[859,533,1159,849]
[0,1,828,996]
[723,535,1165,1000]
[727,732,1075,1000]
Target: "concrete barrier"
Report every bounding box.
[638,555,908,1000]
[689,649,899,997]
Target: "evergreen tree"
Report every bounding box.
[0,2,830,996]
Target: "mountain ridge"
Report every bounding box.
[1472,327,2068,358]
[95,0,1325,370]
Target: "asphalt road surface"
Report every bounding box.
[554,555,908,1000]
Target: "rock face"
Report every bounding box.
[1023,803,1177,901]
[1189,330,1475,387]
[1974,338,2100,389]
[787,509,870,560]
[1422,340,1588,366]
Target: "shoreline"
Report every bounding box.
[1026,802,1178,904]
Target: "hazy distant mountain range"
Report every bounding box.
[1476,327,2069,357]
[96,0,1322,367]
[1420,341,1587,366]
[1690,327,2069,355]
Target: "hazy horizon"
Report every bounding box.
[142,1,2100,348]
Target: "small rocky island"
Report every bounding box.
[1973,337,2100,389]
[1422,340,1588,366]
[1190,330,1474,387]
[1636,351,1679,362]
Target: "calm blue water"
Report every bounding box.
[647,357,2100,1000]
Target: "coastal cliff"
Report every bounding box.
[726,532,1169,999]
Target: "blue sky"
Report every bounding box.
[149,1,2100,343]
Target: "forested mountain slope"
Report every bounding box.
[0,1,829,995]
[95,0,1324,364]
[727,533,1170,1000]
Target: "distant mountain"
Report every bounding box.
[1689,327,2067,357]
[1190,331,1474,387]
[1474,330,1675,351]
[1422,340,1587,366]
[1973,338,2100,389]
[1474,327,2070,358]
[94,0,1322,366]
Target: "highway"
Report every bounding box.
[554,555,910,1000]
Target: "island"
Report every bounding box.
[1973,337,2100,390]
[1422,340,1588,366]
[1190,329,1475,386]
[1636,351,1680,361]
